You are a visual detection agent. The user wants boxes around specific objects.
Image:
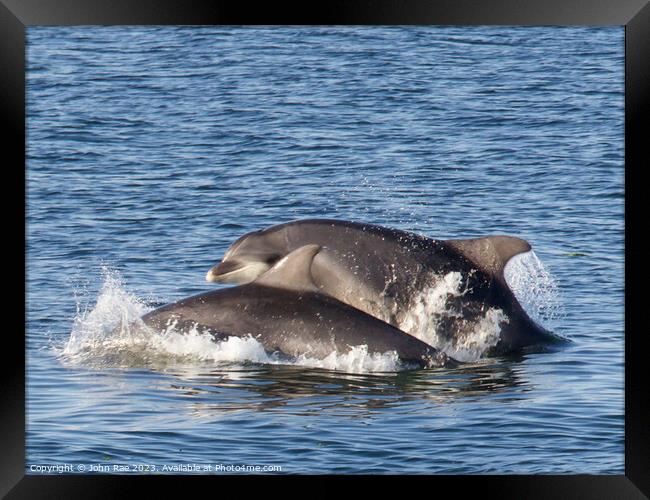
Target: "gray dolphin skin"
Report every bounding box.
[140,245,454,369]
[205,219,564,355]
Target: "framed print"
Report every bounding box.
[2,0,648,497]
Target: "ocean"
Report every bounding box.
[26,26,624,474]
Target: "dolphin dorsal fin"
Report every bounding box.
[446,235,532,280]
[254,244,320,291]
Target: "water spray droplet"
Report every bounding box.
[504,250,565,330]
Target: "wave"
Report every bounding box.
[60,267,405,373]
[60,251,563,372]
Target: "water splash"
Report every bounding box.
[325,173,429,233]
[399,271,505,362]
[63,266,152,355]
[60,267,407,373]
[504,250,565,330]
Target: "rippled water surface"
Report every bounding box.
[26,26,624,474]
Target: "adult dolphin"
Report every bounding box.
[205,219,564,356]
[139,245,454,369]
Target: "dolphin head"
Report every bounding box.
[205,230,284,284]
[205,258,275,284]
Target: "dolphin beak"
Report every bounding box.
[205,261,223,282]
[205,259,272,284]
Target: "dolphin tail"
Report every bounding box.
[446,235,531,282]
[448,235,567,348]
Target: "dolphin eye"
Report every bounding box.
[264,254,281,265]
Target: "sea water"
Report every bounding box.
[26,26,624,474]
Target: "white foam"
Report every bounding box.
[60,267,407,373]
[293,345,404,372]
[149,329,405,373]
[437,308,507,362]
[399,271,505,362]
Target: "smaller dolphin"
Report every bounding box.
[139,245,455,369]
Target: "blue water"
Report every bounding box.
[26,26,624,474]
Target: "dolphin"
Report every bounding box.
[205,219,564,355]
[139,245,455,369]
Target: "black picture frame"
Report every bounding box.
[3,0,648,497]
